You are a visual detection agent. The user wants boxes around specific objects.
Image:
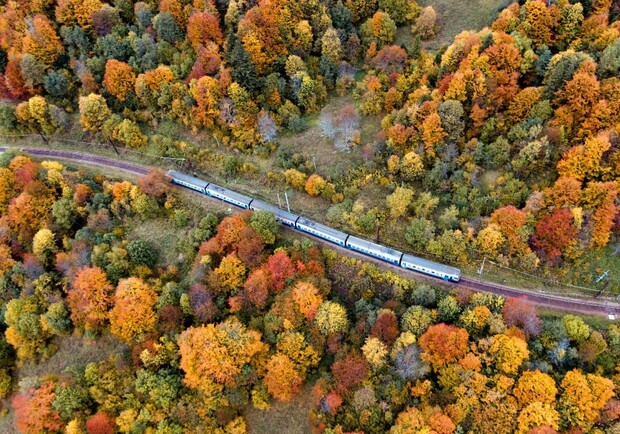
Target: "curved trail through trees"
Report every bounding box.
[3,145,618,318]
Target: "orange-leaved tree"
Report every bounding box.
[109,277,158,344]
[178,317,267,394]
[418,323,469,370]
[103,59,136,102]
[67,266,114,332]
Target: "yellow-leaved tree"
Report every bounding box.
[109,277,157,343]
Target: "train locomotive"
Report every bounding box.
[167,170,461,282]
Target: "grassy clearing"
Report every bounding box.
[278,96,367,181]
[244,385,314,434]
[126,217,182,266]
[395,0,515,52]
[16,334,124,381]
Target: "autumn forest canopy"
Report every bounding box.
[0,0,619,290]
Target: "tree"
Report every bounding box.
[415,6,437,40]
[4,297,50,361]
[379,0,418,25]
[264,354,302,401]
[178,317,266,392]
[370,309,399,345]
[248,210,278,245]
[502,297,542,338]
[12,382,64,434]
[321,27,343,63]
[532,208,578,262]
[32,228,57,264]
[52,197,77,230]
[418,324,469,369]
[265,251,295,292]
[490,206,529,255]
[332,351,368,394]
[187,11,223,49]
[513,371,557,408]
[360,11,397,48]
[420,112,446,158]
[243,269,270,308]
[401,305,434,336]
[137,169,171,200]
[518,0,559,47]
[400,152,424,181]
[112,119,147,148]
[386,187,414,220]
[85,412,115,434]
[516,402,560,434]
[305,174,327,197]
[489,333,529,375]
[346,0,377,22]
[475,224,506,258]
[79,94,111,132]
[109,277,157,343]
[276,331,320,376]
[214,253,247,293]
[558,369,615,430]
[190,75,221,129]
[103,60,136,101]
[291,281,322,321]
[315,301,348,335]
[362,337,388,368]
[67,266,114,332]
[55,0,103,28]
[562,314,590,343]
[154,12,183,43]
[23,15,64,68]
[405,218,435,250]
[126,239,157,267]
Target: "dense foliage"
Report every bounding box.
[0,152,618,433]
[1,0,618,290]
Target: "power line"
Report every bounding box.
[483,257,611,296]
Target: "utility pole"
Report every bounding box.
[284,191,291,213]
[595,270,610,298]
[277,193,282,209]
[478,257,486,278]
[313,157,317,171]
[595,270,609,284]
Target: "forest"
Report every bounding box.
[0,0,619,292]
[0,151,619,433]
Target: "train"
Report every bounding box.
[167,170,462,282]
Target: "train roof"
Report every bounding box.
[167,170,210,189]
[401,253,461,276]
[346,235,403,258]
[206,183,253,205]
[250,199,300,222]
[296,217,349,240]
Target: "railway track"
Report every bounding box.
[3,145,619,318]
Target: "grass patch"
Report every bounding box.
[407,0,515,51]
[278,96,366,181]
[244,385,314,434]
[567,244,620,294]
[126,216,181,266]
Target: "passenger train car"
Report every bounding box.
[166,170,461,282]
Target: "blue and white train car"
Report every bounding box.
[345,236,403,265]
[401,253,461,282]
[249,199,300,227]
[295,217,349,246]
[166,170,209,194]
[206,184,253,208]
